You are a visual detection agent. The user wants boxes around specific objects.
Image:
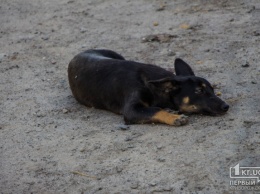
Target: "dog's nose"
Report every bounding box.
[221,103,229,112]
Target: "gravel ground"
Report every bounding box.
[1,0,260,193]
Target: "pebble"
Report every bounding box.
[156,7,165,11]
[115,124,130,130]
[130,182,139,189]
[241,63,249,67]
[62,108,69,114]
[175,52,186,58]
[253,30,260,36]
[149,182,157,186]
[167,50,176,56]
[163,186,173,191]
[153,22,159,26]
[157,157,166,162]
[125,136,133,141]
[116,166,123,173]
[51,60,56,64]
[42,36,49,40]
[0,53,7,61]
[80,28,87,33]
[216,91,222,96]
[36,113,46,117]
[196,136,206,143]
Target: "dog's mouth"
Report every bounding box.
[180,110,226,116]
[178,104,229,116]
[201,109,228,116]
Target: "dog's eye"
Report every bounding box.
[195,88,204,95]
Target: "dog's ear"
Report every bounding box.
[148,77,180,93]
[174,58,195,76]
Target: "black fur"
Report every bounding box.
[68,49,229,125]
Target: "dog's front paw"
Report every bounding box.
[173,114,188,126]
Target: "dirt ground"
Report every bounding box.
[1,0,260,193]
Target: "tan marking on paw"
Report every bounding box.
[152,111,188,126]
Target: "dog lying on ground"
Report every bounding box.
[68,49,229,126]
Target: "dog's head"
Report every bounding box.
[149,58,229,115]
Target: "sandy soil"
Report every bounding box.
[1,0,260,193]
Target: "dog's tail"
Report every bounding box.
[81,49,125,61]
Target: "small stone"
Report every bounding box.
[167,50,176,56]
[82,10,88,15]
[216,91,222,96]
[125,137,133,141]
[42,36,49,40]
[116,166,123,173]
[127,144,135,148]
[163,186,173,191]
[51,60,56,64]
[153,22,159,26]
[80,148,85,152]
[130,182,139,189]
[241,63,249,67]
[196,136,206,143]
[175,52,186,58]
[115,124,129,130]
[243,120,253,124]
[80,28,87,33]
[247,5,255,13]
[63,108,69,114]
[156,4,165,11]
[0,53,7,61]
[251,81,257,84]
[35,112,46,117]
[180,23,190,29]
[150,182,157,186]
[157,157,166,162]
[253,30,260,36]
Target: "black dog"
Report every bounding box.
[68,49,229,126]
